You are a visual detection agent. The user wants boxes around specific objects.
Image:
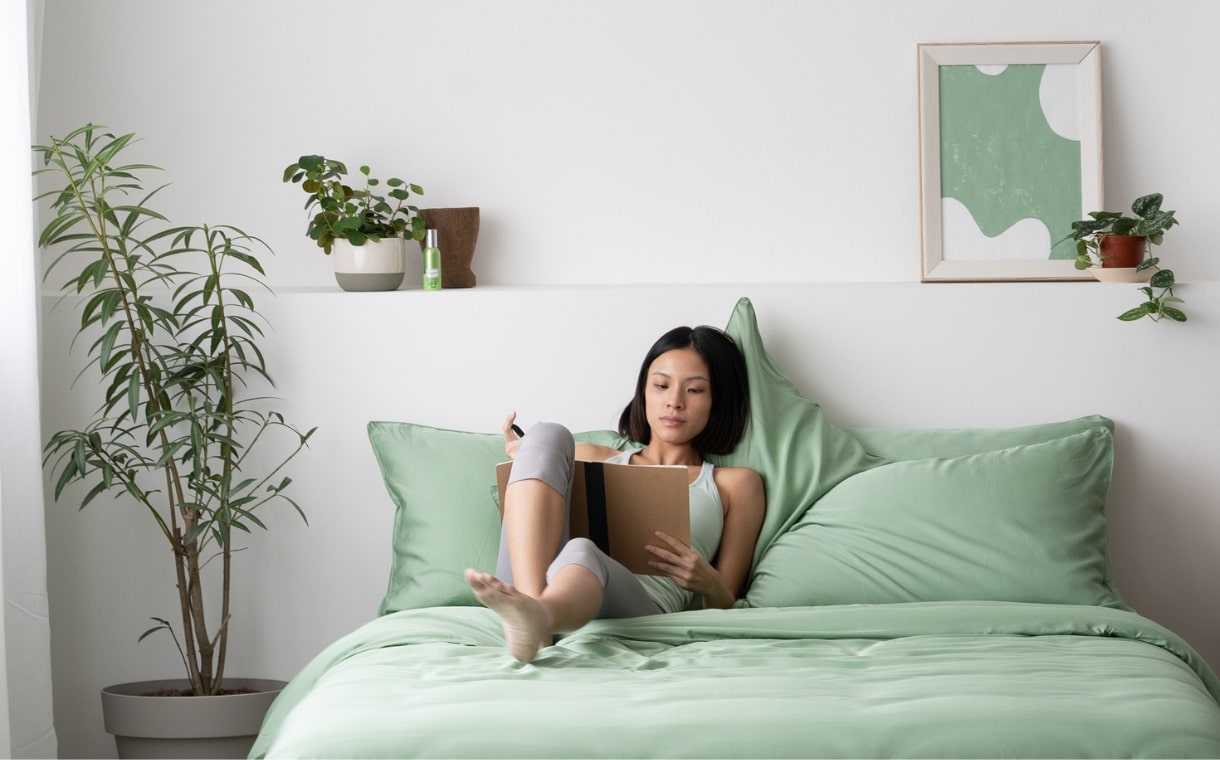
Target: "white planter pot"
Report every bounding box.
[101,678,286,759]
[332,238,411,291]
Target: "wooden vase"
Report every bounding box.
[418,207,480,288]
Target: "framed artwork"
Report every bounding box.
[918,41,1103,281]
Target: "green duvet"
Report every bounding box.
[251,602,1220,758]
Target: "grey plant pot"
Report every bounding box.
[101,678,286,759]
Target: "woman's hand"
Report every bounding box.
[503,411,522,459]
[645,532,732,607]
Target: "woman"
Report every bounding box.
[465,325,765,662]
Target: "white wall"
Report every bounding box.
[34,1,1220,757]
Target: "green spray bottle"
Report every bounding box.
[423,228,442,291]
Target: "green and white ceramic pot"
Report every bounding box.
[332,237,407,291]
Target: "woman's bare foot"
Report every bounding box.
[465,569,553,662]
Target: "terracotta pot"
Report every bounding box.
[418,207,480,288]
[101,677,286,759]
[1099,235,1146,268]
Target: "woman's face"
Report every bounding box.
[644,347,713,447]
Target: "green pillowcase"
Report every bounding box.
[709,298,885,569]
[846,414,1115,461]
[368,421,630,614]
[746,424,1128,609]
[368,422,502,614]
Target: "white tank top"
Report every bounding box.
[605,450,725,613]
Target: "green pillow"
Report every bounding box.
[709,298,885,569]
[846,414,1115,461]
[746,425,1128,609]
[368,422,501,614]
[368,421,630,614]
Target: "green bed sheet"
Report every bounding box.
[251,602,1220,758]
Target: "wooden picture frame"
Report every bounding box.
[918,42,1103,281]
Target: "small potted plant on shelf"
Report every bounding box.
[283,155,426,291]
[34,124,317,757]
[1060,192,1186,323]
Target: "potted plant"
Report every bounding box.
[283,155,427,291]
[1061,192,1178,270]
[34,124,316,757]
[1061,192,1186,323]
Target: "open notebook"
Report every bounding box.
[495,460,691,575]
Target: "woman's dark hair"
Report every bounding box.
[617,325,750,456]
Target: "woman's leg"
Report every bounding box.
[547,538,663,619]
[495,422,576,596]
[471,541,664,662]
[472,423,661,661]
[465,566,601,662]
[475,422,597,661]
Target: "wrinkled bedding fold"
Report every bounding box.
[252,603,1220,759]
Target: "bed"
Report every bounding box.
[250,298,1220,758]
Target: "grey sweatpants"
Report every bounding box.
[496,422,664,618]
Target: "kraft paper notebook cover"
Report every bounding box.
[495,460,691,575]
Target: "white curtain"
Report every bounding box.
[0,0,57,755]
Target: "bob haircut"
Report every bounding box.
[617,325,750,456]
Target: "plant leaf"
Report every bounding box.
[1131,193,1163,217]
[1117,305,1152,322]
[1149,269,1175,288]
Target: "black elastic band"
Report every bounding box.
[583,462,610,555]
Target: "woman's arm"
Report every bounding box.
[645,466,765,609]
[706,467,765,607]
[502,412,522,459]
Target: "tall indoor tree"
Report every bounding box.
[34,124,315,696]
